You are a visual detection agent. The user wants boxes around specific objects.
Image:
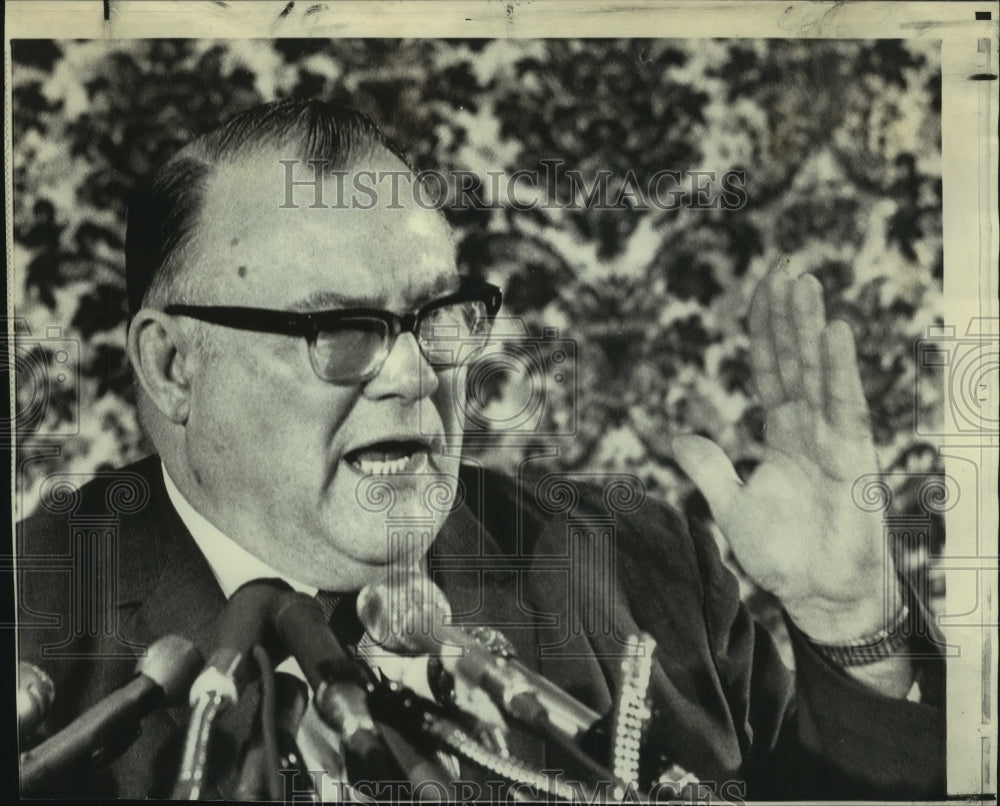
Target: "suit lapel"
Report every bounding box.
[112,458,257,798]
[115,458,226,650]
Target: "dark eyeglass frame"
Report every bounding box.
[163,278,503,383]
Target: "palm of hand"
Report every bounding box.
[673,270,894,640]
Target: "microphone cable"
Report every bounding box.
[255,645,283,801]
[235,650,317,802]
[369,680,608,804]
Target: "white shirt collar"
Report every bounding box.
[161,462,317,600]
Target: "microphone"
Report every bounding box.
[174,579,293,800]
[20,636,202,794]
[188,578,293,705]
[357,574,601,741]
[272,591,404,781]
[459,625,603,741]
[17,661,55,743]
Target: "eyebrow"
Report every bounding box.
[410,272,461,307]
[288,290,381,311]
[288,272,460,313]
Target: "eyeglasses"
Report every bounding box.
[164,279,503,384]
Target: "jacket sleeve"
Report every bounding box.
[686,514,946,800]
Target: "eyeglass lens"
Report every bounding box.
[309,299,492,382]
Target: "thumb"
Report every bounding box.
[671,435,743,525]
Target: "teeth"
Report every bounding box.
[356,455,412,476]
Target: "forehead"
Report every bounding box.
[187,152,457,309]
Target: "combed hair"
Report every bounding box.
[125,99,407,316]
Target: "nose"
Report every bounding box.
[362,332,439,401]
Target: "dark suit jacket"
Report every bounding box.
[16,455,944,799]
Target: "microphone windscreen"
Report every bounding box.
[17,662,55,739]
[356,572,452,653]
[272,592,359,687]
[204,578,294,683]
[137,636,204,703]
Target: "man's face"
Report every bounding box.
[174,153,466,591]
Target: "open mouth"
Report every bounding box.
[342,439,433,476]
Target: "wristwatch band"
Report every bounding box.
[807,603,912,667]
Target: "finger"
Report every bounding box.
[748,272,785,408]
[768,270,805,401]
[672,435,743,527]
[820,320,872,439]
[791,273,825,410]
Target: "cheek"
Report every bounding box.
[189,339,356,465]
[433,367,466,430]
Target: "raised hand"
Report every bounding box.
[672,269,900,645]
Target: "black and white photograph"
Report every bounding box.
[4,1,997,802]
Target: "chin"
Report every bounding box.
[359,505,439,560]
[313,504,439,567]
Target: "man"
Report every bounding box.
[16,99,944,800]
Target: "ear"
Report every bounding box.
[126,309,195,425]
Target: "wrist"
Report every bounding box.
[807,600,911,667]
[786,582,904,645]
[790,586,920,698]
